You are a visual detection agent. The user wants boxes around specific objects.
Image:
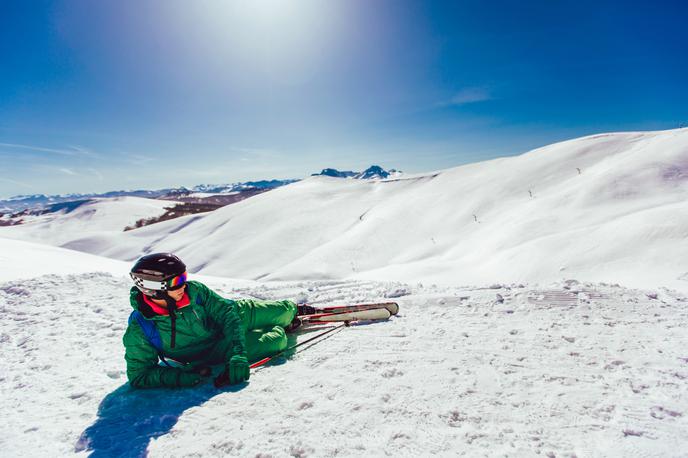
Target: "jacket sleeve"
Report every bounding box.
[197,283,247,363]
[123,323,200,388]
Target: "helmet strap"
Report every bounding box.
[163,293,178,349]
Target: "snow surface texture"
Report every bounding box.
[4,129,686,292]
[1,129,687,457]
[0,237,130,279]
[0,196,179,247]
[1,272,686,457]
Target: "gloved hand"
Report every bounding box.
[214,355,250,388]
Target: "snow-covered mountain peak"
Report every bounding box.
[312,165,400,179]
[355,165,390,179]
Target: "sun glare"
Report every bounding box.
[171,0,347,87]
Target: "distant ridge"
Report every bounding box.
[312,165,400,179]
[0,179,299,213]
[2,166,403,213]
[314,168,358,178]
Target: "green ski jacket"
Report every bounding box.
[123,280,292,388]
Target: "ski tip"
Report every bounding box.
[387,302,400,315]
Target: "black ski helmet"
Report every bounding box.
[130,253,187,298]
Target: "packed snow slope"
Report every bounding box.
[2,267,687,457]
[0,237,130,280]
[0,196,179,247]
[48,128,687,292]
[1,214,687,458]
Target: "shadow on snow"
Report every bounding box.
[75,326,352,456]
[74,334,299,457]
[75,380,246,457]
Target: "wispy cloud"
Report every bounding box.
[438,87,493,107]
[0,177,34,189]
[122,153,156,165]
[86,168,104,181]
[58,168,78,176]
[0,142,99,158]
[67,145,100,158]
[224,146,282,162]
[185,168,228,178]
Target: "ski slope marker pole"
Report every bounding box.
[250,322,348,369]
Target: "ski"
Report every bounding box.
[249,322,347,370]
[302,307,391,324]
[303,301,399,316]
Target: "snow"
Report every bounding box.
[4,129,686,293]
[0,196,179,247]
[1,269,686,457]
[0,237,129,280]
[1,128,688,456]
[187,191,239,198]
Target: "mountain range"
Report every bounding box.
[0,179,298,214]
[0,166,399,214]
[2,130,685,291]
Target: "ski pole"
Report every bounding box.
[250,322,348,369]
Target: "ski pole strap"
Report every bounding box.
[250,322,347,369]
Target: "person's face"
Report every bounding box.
[167,284,186,301]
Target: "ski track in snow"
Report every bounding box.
[1,274,687,457]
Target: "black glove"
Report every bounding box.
[214,355,250,388]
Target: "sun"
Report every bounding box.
[168,0,348,86]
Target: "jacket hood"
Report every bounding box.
[129,286,143,310]
[129,286,158,318]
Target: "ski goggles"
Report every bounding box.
[131,271,188,291]
[166,272,188,290]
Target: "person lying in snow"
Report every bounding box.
[123,252,302,388]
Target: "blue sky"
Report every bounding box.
[1,0,687,198]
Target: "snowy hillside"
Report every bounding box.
[1,126,687,457]
[0,237,130,279]
[0,196,180,246]
[1,249,686,456]
[27,128,688,292]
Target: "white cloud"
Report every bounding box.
[226,146,282,161]
[0,142,99,158]
[440,87,492,107]
[122,153,156,165]
[0,177,33,189]
[67,145,100,158]
[58,168,78,176]
[87,168,104,181]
